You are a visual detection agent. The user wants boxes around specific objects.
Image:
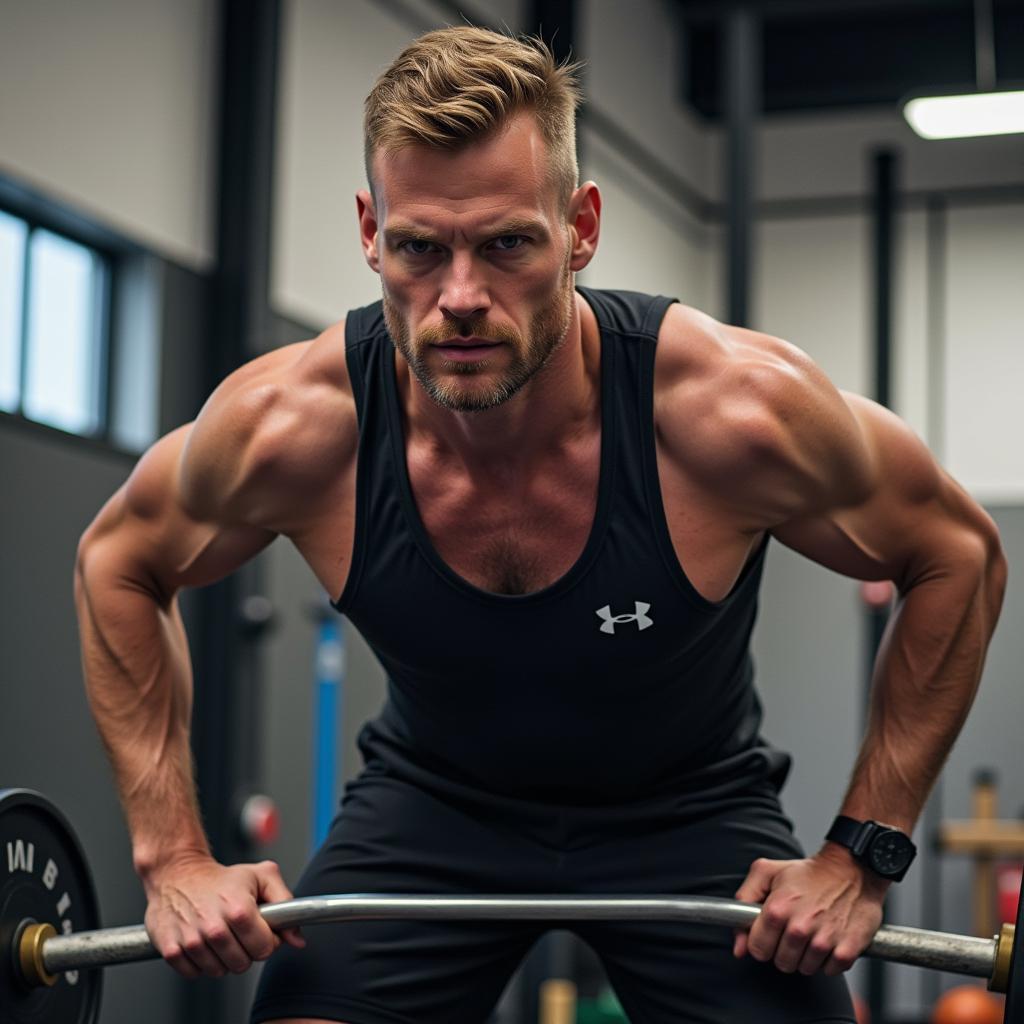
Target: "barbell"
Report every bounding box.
[2,788,1021,1024]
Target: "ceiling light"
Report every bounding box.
[903,89,1024,140]
[902,0,1024,140]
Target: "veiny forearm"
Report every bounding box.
[840,543,1008,833]
[75,561,211,879]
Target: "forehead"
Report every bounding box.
[372,111,557,228]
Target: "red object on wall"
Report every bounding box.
[997,861,1022,924]
[241,794,281,847]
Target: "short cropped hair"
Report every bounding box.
[364,26,584,209]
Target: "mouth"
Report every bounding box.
[431,337,502,361]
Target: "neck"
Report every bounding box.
[396,292,600,473]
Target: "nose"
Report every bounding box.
[438,252,490,325]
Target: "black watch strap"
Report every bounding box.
[826,815,916,882]
[827,815,869,853]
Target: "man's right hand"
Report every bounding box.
[142,855,306,978]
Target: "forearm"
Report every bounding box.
[75,560,211,881]
[837,544,1007,834]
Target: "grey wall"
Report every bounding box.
[0,423,180,1022]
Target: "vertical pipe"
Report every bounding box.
[723,5,760,328]
[190,1,280,1021]
[974,0,997,92]
[313,610,345,850]
[872,149,896,412]
[925,196,948,462]
[920,195,946,1007]
[865,145,900,1024]
[532,0,585,182]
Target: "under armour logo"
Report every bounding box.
[596,602,654,635]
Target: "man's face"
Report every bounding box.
[360,112,578,412]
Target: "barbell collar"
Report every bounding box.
[16,920,59,987]
[30,894,1000,982]
[991,922,1016,993]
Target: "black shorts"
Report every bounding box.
[251,760,855,1024]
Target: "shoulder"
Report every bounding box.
[180,317,356,528]
[654,306,875,527]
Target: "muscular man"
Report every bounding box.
[75,26,1007,1024]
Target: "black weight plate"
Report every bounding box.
[0,789,101,1024]
[1006,869,1024,1023]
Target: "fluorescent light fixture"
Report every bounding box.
[903,89,1024,140]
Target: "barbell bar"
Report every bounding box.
[16,893,1010,985]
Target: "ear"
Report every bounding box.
[356,189,380,273]
[567,182,601,273]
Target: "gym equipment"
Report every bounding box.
[3,788,1022,1024]
[939,769,1024,940]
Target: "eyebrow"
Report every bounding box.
[383,217,550,243]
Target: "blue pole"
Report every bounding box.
[312,611,344,851]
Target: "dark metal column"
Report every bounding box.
[871,149,897,411]
[864,145,900,1024]
[919,192,948,1014]
[532,0,584,179]
[723,5,761,328]
[531,0,576,64]
[189,1,281,1021]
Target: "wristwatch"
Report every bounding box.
[826,815,917,882]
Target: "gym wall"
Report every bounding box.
[0,0,219,271]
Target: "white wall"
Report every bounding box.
[578,125,713,309]
[945,203,1024,503]
[581,0,711,200]
[754,214,871,394]
[0,0,219,270]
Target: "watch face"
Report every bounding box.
[868,831,914,876]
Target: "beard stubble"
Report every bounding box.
[382,256,576,412]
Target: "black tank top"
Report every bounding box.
[334,286,789,804]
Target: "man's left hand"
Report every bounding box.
[732,849,888,976]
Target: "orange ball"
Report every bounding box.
[930,985,1003,1024]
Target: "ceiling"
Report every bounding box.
[674,0,1024,120]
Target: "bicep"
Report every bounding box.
[78,425,275,604]
[770,394,999,588]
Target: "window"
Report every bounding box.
[0,211,110,438]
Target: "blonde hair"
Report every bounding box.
[364,26,584,209]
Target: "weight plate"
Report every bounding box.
[0,789,101,1024]
[1006,867,1024,1022]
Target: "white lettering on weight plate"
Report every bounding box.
[6,839,34,874]
[42,858,58,891]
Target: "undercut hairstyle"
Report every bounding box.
[364,26,585,209]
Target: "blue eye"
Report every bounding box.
[400,240,438,256]
[492,235,526,251]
